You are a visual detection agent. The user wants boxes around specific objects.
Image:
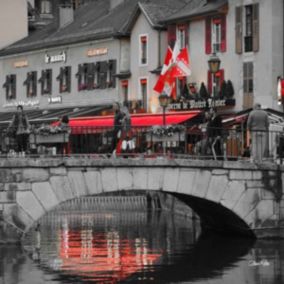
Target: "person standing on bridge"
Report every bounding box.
[247,103,269,162]
[8,105,30,157]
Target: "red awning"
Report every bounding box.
[67,111,201,134]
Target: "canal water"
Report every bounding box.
[1,209,283,284]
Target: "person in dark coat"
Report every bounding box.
[9,105,30,155]
[207,108,223,159]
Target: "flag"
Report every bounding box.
[153,46,173,93]
[171,47,191,78]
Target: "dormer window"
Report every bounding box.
[40,0,52,14]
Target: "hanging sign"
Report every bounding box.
[45,51,66,64]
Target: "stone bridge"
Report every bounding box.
[0,157,284,242]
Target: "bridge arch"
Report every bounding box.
[0,158,283,241]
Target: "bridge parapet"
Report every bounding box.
[0,158,283,242]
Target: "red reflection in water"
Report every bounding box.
[59,229,161,283]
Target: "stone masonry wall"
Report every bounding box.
[0,158,283,242]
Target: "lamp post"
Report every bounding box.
[208,52,221,107]
[159,93,171,155]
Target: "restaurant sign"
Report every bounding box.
[13,60,28,68]
[87,47,108,57]
[169,98,235,110]
[45,51,66,64]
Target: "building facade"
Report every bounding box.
[165,0,284,112]
[0,0,283,116]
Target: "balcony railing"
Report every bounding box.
[1,125,283,163]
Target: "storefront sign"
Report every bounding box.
[3,100,40,108]
[45,51,66,64]
[87,47,108,57]
[48,96,62,104]
[13,60,28,68]
[169,98,235,110]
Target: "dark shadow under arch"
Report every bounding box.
[170,192,256,238]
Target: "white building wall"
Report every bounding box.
[189,0,283,111]
[130,13,167,113]
[0,38,122,111]
[0,0,28,50]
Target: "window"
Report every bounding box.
[71,0,85,10]
[177,77,186,100]
[3,75,16,100]
[212,18,221,52]
[39,69,52,95]
[243,62,254,108]
[107,60,116,88]
[207,69,224,98]
[24,71,37,97]
[97,61,108,89]
[244,5,253,52]
[121,80,128,104]
[205,15,226,54]
[57,66,71,93]
[139,78,148,110]
[139,35,148,65]
[40,0,52,14]
[235,4,259,54]
[76,63,95,91]
[177,25,186,49]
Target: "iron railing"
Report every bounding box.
[1,125,283,162]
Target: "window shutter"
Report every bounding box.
[205,17,212,54]
[207,71,212,95]
[33,71,37,96]
[11,75,16,99]
[185,23,189,48]
[40,70,45,95]
[235,6,243,54]
[109,59,116,88]
[67,66,71,92]
[168,25,176,49]
[220,15,226,52]
[252,3,259,52]
[47,69,52,94]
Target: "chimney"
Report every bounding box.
[58,4,74,29]
[110,0,124,10]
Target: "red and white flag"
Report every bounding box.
[153,46,173,93]
[172,47,191,78]
[153,42,191,98]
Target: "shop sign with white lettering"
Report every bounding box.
[48,96,62,104]
[45,51,66,64]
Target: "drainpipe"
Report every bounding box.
[158,30,161,67]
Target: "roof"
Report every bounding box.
[0,0,135,57]
[0,0,193,57]
[163,0,228,23]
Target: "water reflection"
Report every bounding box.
[0,210,283,283]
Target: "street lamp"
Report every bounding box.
[159,92,171,126]
[159,93,171,155]
[208,52,221,105]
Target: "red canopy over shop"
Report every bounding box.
[67,111,201,134]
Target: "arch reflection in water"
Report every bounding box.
[23,210,200,283]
